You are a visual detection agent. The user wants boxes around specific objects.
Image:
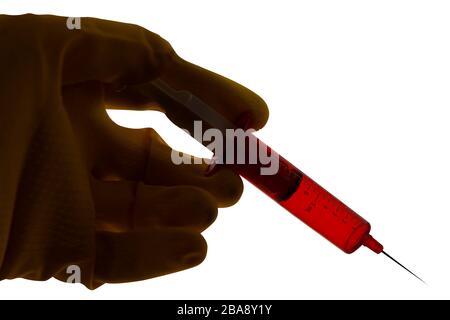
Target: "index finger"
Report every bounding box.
[105,54,269,131]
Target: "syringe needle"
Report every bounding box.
[382,251,425,284]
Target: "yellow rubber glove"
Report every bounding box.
[0,14,268,289]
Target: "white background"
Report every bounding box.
[1,0,450,299]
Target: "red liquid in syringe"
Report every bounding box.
[230,136,383,254]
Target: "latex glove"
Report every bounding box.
[0,14,268,289]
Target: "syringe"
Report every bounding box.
[132,79,423,282]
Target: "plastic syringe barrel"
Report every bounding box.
[228,135,383,254]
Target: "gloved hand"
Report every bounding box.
[0,14,268,289]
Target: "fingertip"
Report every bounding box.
[94,229,208,283]
[209,169,244,207]
[133,184,218,232]
[179,234,208,268]
[178,187,218,231]
[196,191,219,230]
[242,93,270,131]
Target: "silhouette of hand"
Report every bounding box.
[0,14,268,288]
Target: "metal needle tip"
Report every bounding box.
[382,251,425,284]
